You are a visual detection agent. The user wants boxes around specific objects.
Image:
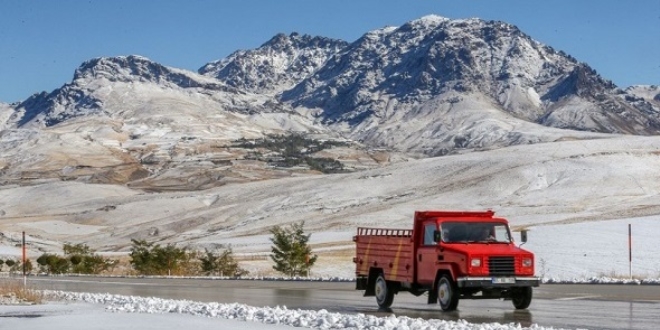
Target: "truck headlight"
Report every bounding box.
[522,258,533,267]
[471,258,481,267]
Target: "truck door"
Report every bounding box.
[416,221,441,286]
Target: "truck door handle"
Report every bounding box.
[418,254,422,262]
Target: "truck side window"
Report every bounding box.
[494,224,511,242]
[423,223,436,245]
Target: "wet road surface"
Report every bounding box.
[16,277,660,330]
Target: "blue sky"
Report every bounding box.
[1,0,658,103]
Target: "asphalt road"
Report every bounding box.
[18,277,660,330]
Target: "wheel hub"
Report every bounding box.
[438,284,449,304]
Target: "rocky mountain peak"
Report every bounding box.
[281,16,572,117]
[74,55,176,84]
[411,14,450,25]
[198,33,348,94]
[14,55,233,128]
[262,32,341,51]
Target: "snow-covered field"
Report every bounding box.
[2,135,660,329]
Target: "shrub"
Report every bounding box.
[199,247,249,277]
[35,243,117,275]
[129,239,191,275]
[36,254,69,274]
[305,157,344,173]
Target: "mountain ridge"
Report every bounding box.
[1,14,659,188]
[198,32,348,95]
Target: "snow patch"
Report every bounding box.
[46,291,577,330]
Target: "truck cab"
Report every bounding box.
[354,210,540,311]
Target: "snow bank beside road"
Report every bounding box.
[46,290,573,330]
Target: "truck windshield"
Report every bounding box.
[440,222,511,243]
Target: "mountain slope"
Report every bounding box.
[2,135,660,257]
[0,56,355,189]
[12,55,240,128]
[626,85,660,108]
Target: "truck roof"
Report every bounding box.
[414,210,509,223]
[415,210,495,218]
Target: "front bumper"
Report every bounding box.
[456,276,541,288]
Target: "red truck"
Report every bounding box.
[353,210,539,311]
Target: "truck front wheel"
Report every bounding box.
[375,274,394,308]
[436,274,459,311]
[511,287,533,309]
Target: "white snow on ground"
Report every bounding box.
[526,215,660,280]
[0,300,299,330]
[0,290,574,330]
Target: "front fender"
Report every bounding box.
[427,263,458,304]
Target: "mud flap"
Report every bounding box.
[427,283,437,304]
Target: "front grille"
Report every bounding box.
[488,256,515,275]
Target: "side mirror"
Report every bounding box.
[520,230,528,243]
[433,230,442,243]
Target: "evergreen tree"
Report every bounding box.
[269,221,317,277]
[154,244,187,276]
[129,239,157,274]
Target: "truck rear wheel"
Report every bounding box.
[375,274,394,308]
[436,274,459,311]
[512,287,533,309]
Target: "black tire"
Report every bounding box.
[436,274,459,311]
[374,274,394,308]
[512,287,533,309]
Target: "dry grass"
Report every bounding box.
[0,280,43,304]
[597,270,646,281]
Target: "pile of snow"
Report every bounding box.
[543,277,660,285]
[0,292,36,305]
[46,290,573,330]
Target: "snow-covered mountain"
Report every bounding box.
[0,56,344,189]
[13,55,242,128]
[199,33,348,94]
[1,15,659,188]
[626,85,660,108]
[198,15,659,155]
[0,102,15,131]
[276,16,659,153]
